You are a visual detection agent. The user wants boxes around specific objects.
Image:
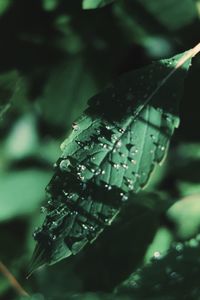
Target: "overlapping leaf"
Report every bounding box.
[30,50,192,272]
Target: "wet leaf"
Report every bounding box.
[30,48,195,272]
[117,235,200,299]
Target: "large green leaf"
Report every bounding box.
[30,49,194,273]
[82,0,115,10]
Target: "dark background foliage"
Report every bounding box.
[0,0,200,299]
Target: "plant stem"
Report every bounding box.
[0,261,30,297]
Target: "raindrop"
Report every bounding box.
[135,173,141,178]
[122,163,128,169]
[175,242,184,252]
[60,159,70,171]
[131,159,136,165]
[72,122,79,131]
[82,224,88,230]
[130,146,138,155]
[158,145,165,151]
[120,192,128,201]
[118,128,125,133]
[113,163,120,169]
[96,129,101,135]
[150,134,156,141]
[52,221,58,227]
[40,206,46,213]
[111,134,117,142]
[94,168,102,175]
[105,184,112,190]
[153,251,162,260]
[116,140,122,148]
[170,271,180,281]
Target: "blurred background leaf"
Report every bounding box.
[82,0,115,10]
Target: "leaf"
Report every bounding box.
[167,194,200,240]
[116,236,200,299]
[0,169,51,222]
[29,45,199,273]
[39,56,98,130]
[134,0,197,31]
[0,70,19,119]
[82,0,115,10]
[0,0,13,15]
[114,0,198,58]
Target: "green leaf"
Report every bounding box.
[39,56,98,130]
[0,70,19,119]
[134,0,197,31]
[0,0,13,15]
[117,236,200,299]
[30,49,193,273]
[0,169,51,222]
[167,194,200,240]
[82,0,115,9]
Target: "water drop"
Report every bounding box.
[150,134,156,141]
[131,159,136,164]
[158,145,165,151]
[72,122,79,131]
[118,128,125,133]
[105,184,112,190]
[60,159,70,171]
[40,206,46,213]
[153,251,161,260]
[94,168,101,175]
[52,221,58,227]
[175,242,184,252]
[122,163,128,169]
[116,140,122,148]
[120,192,128,201]
[113,163,120,169]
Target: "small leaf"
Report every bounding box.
[30,46,199,272]
[82,0,115,10]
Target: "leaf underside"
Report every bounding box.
[30,51,191,273]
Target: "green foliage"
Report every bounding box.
[82,0,115,10]
[0,0,13,15]
[30,51,191,271]
[117,236,200,299]
[0,1,199,300]
[0,71,19,118]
